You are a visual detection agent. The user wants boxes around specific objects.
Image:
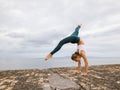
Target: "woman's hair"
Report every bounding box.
[71,52,81,61]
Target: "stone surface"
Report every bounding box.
[43,83,51,90]
[0,64,120,90]
[48,73,80,90]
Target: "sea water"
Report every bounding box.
[0,57,120,70]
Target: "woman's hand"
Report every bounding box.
[81,72,88,76]
[75,71,81,74]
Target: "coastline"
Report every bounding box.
[0,64,120,90]
[1,57,120,70]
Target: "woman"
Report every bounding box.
[71,39,88,75]
[45,23,88,75]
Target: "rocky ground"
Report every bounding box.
[0,64,120,90]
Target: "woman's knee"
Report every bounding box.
[59,40,65,45]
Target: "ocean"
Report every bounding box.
[0,57,120,70]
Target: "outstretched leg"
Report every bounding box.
[50,38,69,55]
[45,37,70,60]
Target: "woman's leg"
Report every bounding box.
[71,26,81,36]
[45,37,70,60]
[45,25,81,60]
[50,37,70,55]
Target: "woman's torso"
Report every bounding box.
[77,45,86,52]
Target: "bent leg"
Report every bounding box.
[71,26,81,36]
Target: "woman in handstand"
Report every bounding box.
[45,23,88,75]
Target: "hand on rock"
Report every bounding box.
[75,71,81,74]
[81,72,88,76]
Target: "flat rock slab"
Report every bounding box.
[43,83,51,90]
[48,73,81,90]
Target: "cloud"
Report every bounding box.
[0,0,120,58]
[6,32,25,38]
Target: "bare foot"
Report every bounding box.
[45,54,52,60]
[78,23,82,27]
[81,72,88,76]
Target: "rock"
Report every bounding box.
[0,85,7,89]
[48,73,81,90]
[0,64,119,90]
[5,87,13,90]
[116,81,120,84]
[43,83,51,90]
[25,74,30,77]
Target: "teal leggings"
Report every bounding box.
[50,26,81,55]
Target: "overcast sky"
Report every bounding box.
[0,0,120,59]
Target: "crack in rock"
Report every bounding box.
[48,73,81,90]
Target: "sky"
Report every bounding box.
[0,0,120,59]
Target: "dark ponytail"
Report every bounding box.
[74,52,79,55]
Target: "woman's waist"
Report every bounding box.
[77,45,86,51]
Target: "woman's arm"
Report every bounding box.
[77,60,81,73]
[81,52,88,74]
[75,60,81,74]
